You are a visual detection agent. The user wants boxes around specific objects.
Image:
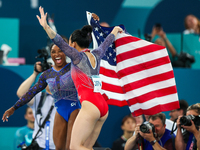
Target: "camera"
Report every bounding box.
[144,34,152,42]
[17,140,39,150]
[172,52,195,68]
[155,23,162,30]
[35,48,51,72]
[140,121,155,134]
[180,115,200,126]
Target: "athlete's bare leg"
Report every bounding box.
[70,101,107,150]
[53,112,67,150]
[66,109,80,149]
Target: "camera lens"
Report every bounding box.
[140,124,149,133]
[180,116,192,126]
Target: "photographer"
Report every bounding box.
[125,113,175,150]
[17,61,56,150]
[151,24,177,58]
[175,103,200,150]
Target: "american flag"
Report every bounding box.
[87,12,179,116]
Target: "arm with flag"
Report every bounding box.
[86,11,179,117]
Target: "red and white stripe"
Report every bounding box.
[100,33,179,116]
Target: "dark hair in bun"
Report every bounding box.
[70,25,92,48]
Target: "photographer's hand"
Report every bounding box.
[176,115,182,128]
[124,124,140,150]
[140,129,167,150]
[182,120,199,139]
[139,129,155,142]
[34,61,42,74]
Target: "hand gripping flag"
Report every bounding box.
[86,12,179,116]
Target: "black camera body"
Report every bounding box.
[140,121,156,135]
[18,140,39,150]
[35,49,51,72]
[172,52,195,68]
[180,115,200,127]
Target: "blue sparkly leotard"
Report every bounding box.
[52,33,115,117]
[13,63,80,121]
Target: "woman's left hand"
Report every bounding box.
[36,6,48,29]
[2,107,15,122]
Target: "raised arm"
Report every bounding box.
[52,34,82,65]
[175,116,186,150]
[36,6,82,64]
[157,30,177,57]
[36,6,56,39]
[93,26,123,58]
[2,72,47,122]
[125,124,140,150]
[17,62,42,106]
[17,62,42,98]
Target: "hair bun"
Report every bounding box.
[81,25,93,37]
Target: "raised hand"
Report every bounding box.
[2,107,15,122]
[111,26,123,37]
[92,13,100,21]
[36,6,48,29]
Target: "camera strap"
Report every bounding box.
[36,91,47,116]
[170,119,177,150]
[136,134,144,150]
[170,133,176,150]
[30,100,54,149]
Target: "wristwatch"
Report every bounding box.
[150,139,157,145]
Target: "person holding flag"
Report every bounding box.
[86,11,180,117]
[36,6,123,150]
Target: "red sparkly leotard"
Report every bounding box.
[52,33,115,117]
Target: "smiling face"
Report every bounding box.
[50,44,67,69]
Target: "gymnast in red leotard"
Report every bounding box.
[37,6,123,150]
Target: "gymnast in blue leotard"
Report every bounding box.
[2,39,80,150]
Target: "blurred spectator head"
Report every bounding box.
[187,103,200,116]
[25,106,34,123]
[121,115,136,133]
[184,14,200,30]
[100,22,110,27]
[149,113,166,138]
[154,38,166,47]
[169,99,189,121]
[134,115,144,125]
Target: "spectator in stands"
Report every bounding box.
[135,115,144,125]
[13,106,34,150]
[125,113,175,150]
[183,14,200,34]
[151,24,177,58]
[100,22,110,27]
[112,115,136,150]
[175,103,200,150]
[169,99,189,122]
